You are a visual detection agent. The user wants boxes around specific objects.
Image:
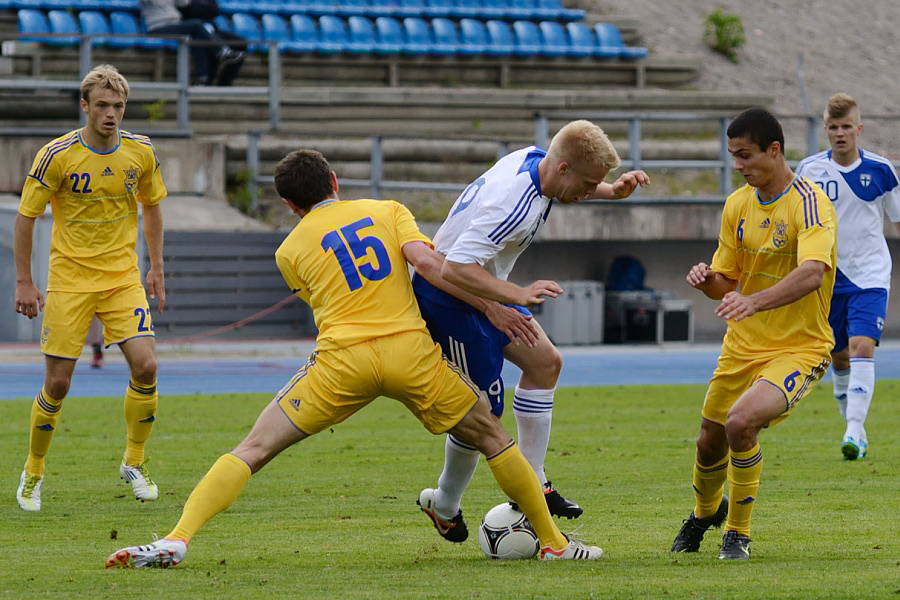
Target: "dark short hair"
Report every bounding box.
[727,107,785,154]
[274,149,334,211]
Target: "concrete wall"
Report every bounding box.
[0,137,226,199]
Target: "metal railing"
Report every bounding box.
[245,129,515,211]
[0,34,280,133]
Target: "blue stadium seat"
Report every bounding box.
[342,16,373,53]
[78,10,112,47]
[287,14,319,53]
[46,10,80,46]
[537,20,572,57]
[565,22,604,58]
[220,0,282,14]
[335,0,368,17]
[400,17,432,55]
[484,19,514,56]
[430,17,462,55]
[478,0,508,20]
[348,15,395,55]
[260,13,292,53]
[486,0,532,20]
[449,0,483,19]
[109,11,169,49]
[457,18,488,56]
[364,0,395,17]
[231,13,267,52]
[423,0,452,18]
[511,20,542,57]
[213,14,232,33]
[593,22,647,59]
[317,15,350,54]
[17,8,50,43]
[394,0,426,18]
[374,16,405,54]
[533,0,585,21]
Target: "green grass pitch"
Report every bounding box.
[1,382,899,599]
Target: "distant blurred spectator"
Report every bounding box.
[178,0,247,86]
[139,0,244,86]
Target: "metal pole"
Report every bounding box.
[806,114,819,156]
[628,117,641,196]
[370,135,383,199]
[268,41,280,131]
[78,36,91,126]
[719,116,731,197]
[534,112,548,149]
[246,129,260,213]
[176,39,190,132]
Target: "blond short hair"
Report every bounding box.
[824,92,859,122]
[80,64,130,102]
[546,120,621,171]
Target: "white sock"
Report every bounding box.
[434,434,480,518]
[832,366,850,421]
[512,386,555,486]
[845,358,874,443]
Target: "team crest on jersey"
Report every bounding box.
[860,173,872,187]
[123,166,139,191]
[877,316,884,331]
[759,218,770,228]
[771,220,788,248]
[41,325,49,346]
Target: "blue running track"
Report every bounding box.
[2,341,899,401]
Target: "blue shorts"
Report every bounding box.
[829,288,888,353]
[413,274,529,416]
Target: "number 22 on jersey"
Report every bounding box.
[321,217,392,291]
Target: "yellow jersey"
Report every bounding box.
[275,198,432,351]
[711,175,836,357]
[19,129,167,292]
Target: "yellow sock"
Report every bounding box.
[726,443,763,536]
[24,388,64,477]
[167,453,252,544]
[692,453,729,518]
[123,378,157,465]
[486,440,568,551]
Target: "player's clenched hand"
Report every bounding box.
[14,283,44,319]
[484,302,539,347]
[518,280,562,307]
[686,262,715,288]
[146,267,166,312]
[715,291,758,321]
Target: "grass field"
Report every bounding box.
[1,381,899,599]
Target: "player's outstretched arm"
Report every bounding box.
[405,242,539,346]
[589,170,651,200]
[13,214,44,319]
[442,260,561,307]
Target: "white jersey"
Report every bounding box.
[796,148,900,291]
[434,146,552,281]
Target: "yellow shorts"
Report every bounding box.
[276,330,481,436]
[41,284,154,359]
[701,349,830,427]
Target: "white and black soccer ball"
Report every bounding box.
[477,502,540,560]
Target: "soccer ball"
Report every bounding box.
[477,502,540,560]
